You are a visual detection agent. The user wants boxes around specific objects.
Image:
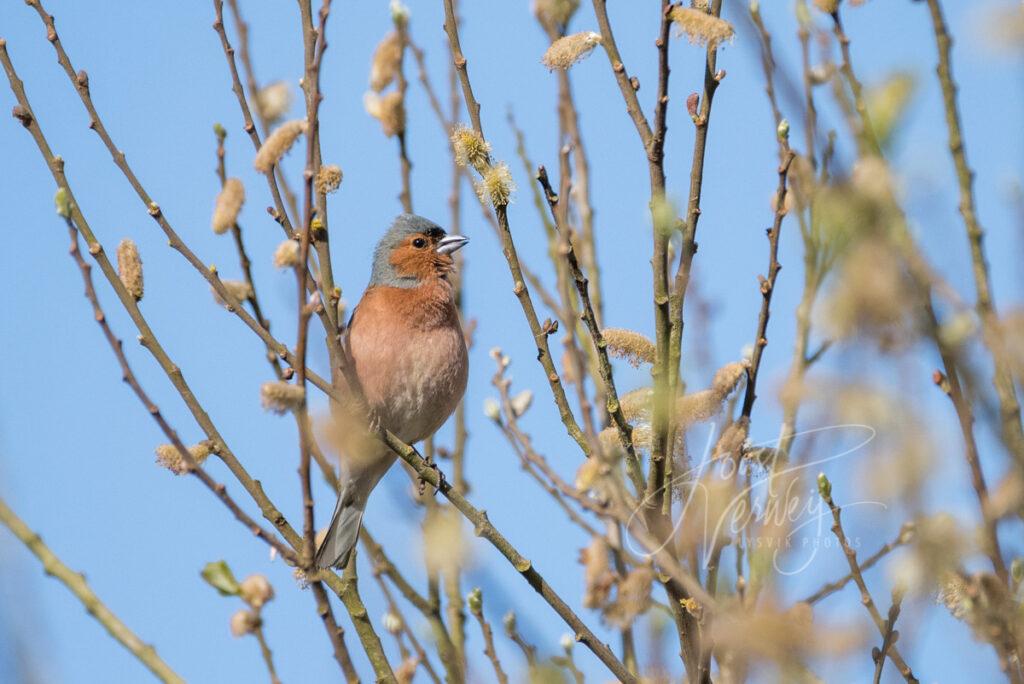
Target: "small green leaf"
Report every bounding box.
[817,472,832,500]
[201,560,240,596]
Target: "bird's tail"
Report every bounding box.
[315,483,365,570]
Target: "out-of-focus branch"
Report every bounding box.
[923,0,1024,468]
[828,7,880,157]
[0,496,184,684]
[360,528,462,682]
[224,0,302,222]
[252,625,282,684]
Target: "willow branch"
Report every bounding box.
[210,0,342,341]
[215,125,284,380]
[828,7,880,157]
[310,581,361,683]
[0,496,184,684]
[536,165,644,494]
[224,0,302,222]
[820,485,918,682]
[1,39,394,676]
[440,0,591,459]
[252,625,282,684]
[924,0,1024,467]
[360,528,462,683]
[802,522,914,605]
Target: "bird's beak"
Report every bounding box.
[436,234,469,255]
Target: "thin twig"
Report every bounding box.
[1,39,394,677]
[802,523,914,605]
[468,590,509,684]
[872,591,904,684]
[820,482,918,682]
[253,625,282,684]
[310,581,361,683]
[923,0,1024,468]
[536,165,644,494]
[0,496,184,684]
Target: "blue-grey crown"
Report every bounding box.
[369,214,447,288]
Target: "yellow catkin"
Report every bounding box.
[116,239,144,302]
[474,162,515,206]
[602,328,656,367]
[155,441,212,475]
[450,124,491,172]
[369,31,403,92]
[273,240,301,269]
[260,381,305,414]
[315,164,343,194]
[541,31,603,69]
[254,119,308,173]
[211,178,245,234]
[669,7,735,47]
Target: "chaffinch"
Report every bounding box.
[315,214,469,569]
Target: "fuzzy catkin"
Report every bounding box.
[256,81,292,123]
[254,119,308,173]
[541,31,603,69]
[315,165,343,194]
[116,239,144,302]
[212,280,253,308]
[450,124,491,172]
[273,240,300,269]
[260,381,305,414]
[369,31,403,92]
[211,178,245,234]
[474,163,515,206]
[602,328,656,367]
[155,441,212,475]
[669,7,735,47]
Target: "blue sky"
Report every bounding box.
[1,1,1022,682]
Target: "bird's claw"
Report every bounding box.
[417,454,445,498]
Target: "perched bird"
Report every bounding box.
[315,214,469,569]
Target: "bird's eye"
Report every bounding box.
[412,237,427,249]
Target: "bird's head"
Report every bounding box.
[369,214,468,289]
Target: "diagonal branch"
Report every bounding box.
[0,496,185,684]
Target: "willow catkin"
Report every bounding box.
[254,119,308,173]
[603,328,656,367]
[369,31,403,92]
[365,91,405,137]
[260,381,305,414]
[474,162,515,206]
[273,240,300,269]
[212,280,253,308]
[116,239,144,302]
[255,81,292,123]
[315,164,343,195]
[450,124,491,172]
[541,31,603,69]
[668,7,735,47]
[533,0,580,29]
[155,441,212,475]
[211,178,245,234]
